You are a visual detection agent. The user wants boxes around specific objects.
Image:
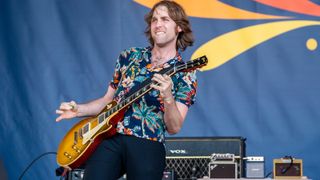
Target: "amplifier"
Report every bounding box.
[245,156,265,178]
[273,158,303,179]
[209,162,237,178]
[165,137,246,179]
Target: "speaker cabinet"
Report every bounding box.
[165,137,246,179]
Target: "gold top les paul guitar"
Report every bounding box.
[56,55,208,169]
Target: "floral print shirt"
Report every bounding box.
[109,47,197,142]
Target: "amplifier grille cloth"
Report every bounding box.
[165,157,211,180]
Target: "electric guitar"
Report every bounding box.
[56,55,208,169]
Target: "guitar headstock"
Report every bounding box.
[182,55,208,72]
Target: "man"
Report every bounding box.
[56,1,196,179]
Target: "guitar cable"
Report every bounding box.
[264,155,294,178]
[18,151,57,180]
[281,155,294,174]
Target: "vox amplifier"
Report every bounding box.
[165,137,246,179]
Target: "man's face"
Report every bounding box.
[151,5,182,48]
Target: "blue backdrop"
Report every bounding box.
[1,0,320,179]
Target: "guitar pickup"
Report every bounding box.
[82,124,89,134]
[74,131,78,145]
[79,128,83,139]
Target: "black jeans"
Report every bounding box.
[83,134,166,180]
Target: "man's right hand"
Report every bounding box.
[55,101,78,122]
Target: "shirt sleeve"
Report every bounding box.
[109,49,130,90]
[173,70,197,107]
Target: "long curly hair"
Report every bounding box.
[144,0,194,51]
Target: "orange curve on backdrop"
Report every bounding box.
[254,0,320,17]
[134,0,289,19]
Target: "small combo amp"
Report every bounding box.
[245,156,264,178]
[165,137,246,179]
[209,163,237,178]
[273,157,303,179]
[209,153,237,178]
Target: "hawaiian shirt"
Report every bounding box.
[109,47,197,142]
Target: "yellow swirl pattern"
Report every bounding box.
[191,20,320,71]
